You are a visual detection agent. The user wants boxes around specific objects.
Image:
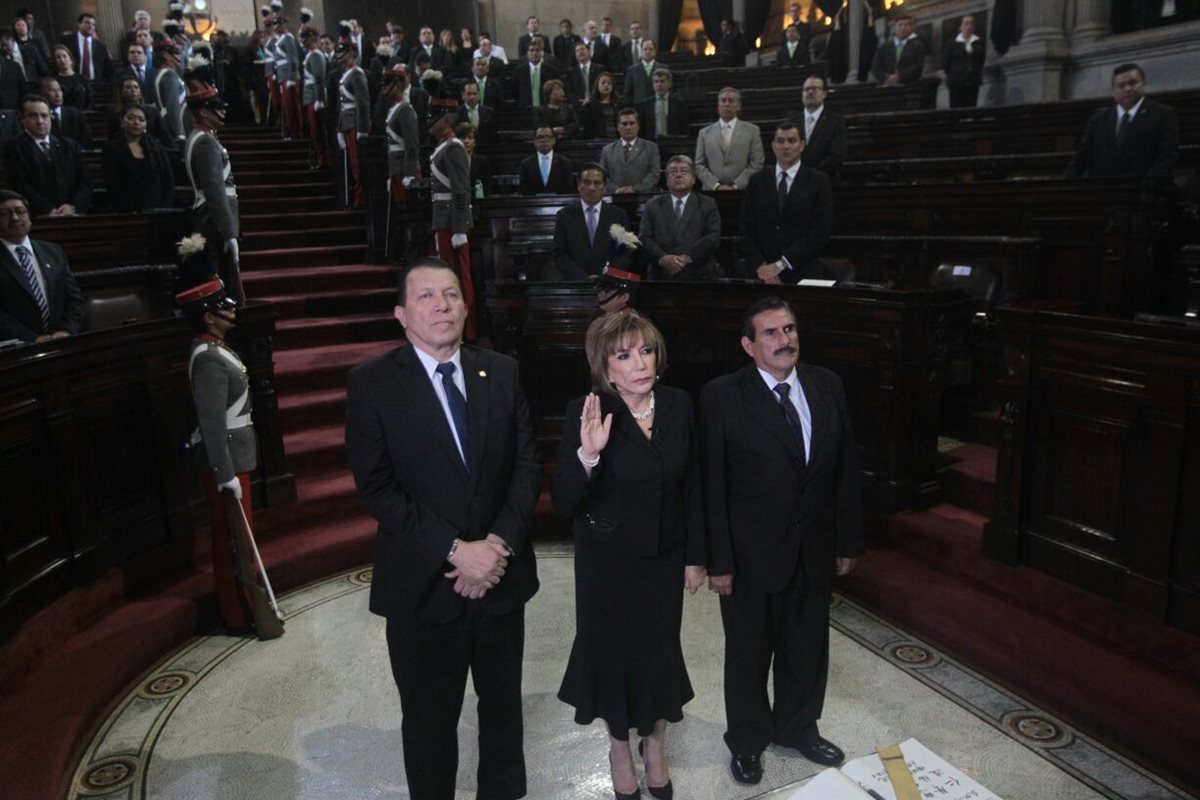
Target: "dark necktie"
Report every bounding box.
[675,197,684,221]
[773,382,807,462]
[435,362,470,469]
[1117,110,1132,140]
[15,245,50,331]
[39,140,51,160]
[777,171,789,212]
[586,205,597,244]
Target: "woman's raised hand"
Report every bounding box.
[579,392,612,459]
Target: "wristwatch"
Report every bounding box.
[447,538,460,560]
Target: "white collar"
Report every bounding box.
[2,236,33,257]
[539,150,553,161]
[757,366,798,393]
[581,198,603,214]
[720,117,738,130]
[776,161,801,182]
[955,32,981,44]
[805,105,824,122]
[1118,97,1146,117]
[411,342,463,382]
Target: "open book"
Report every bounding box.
[788,738,1002,800]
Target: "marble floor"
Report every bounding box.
[68,549,1196,800]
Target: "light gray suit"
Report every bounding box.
[190,339,257,484]
[598,136,661,193]
[638,191,722,280]
[274,32,302,83]
[694,118,764,190]
[302,49,327,106]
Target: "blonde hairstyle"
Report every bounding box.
[585,313,667,395]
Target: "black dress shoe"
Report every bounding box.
[730,753,763,785]
[797,736,845,767]
[647,780,672,800]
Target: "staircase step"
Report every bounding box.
[255,472,364,535]
[966,408,1003,448]
[238,182,333,199]
[273,312,398,349]
[278,387,348,433]
[241,225,365,251]
[274,340,400,395]
[283,422,348,478]
[942,442,996,516]
[229,148,315,164]
[241,209,364,233]
[237,168,333,185]
[223,138,310,151]
[240,244,367,270]
[239,195,336,214]
[242,264,399,296]
[257,287,397,319]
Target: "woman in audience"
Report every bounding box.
[51,45,91,110]
[102,104,177,212]
[535,78,579,139]
[439,28,463,68]
[459,27,476,62]
[12,16,47,85]
[582,71,621,139]
[456,121,491,198]
[554,313,706,800]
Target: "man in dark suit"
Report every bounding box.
[943,14,985,107]
[794,75,846,176]
[579,20,611,72]
[514,40,559,108]
[60,13,112,82]
[1066,63,1179,179]
[639,155,721,280]
[119,10,165,64]
[519,127,575,195]
[552,19,581,67]
[777,23,810,67]
[408,26,449,70]
[739,121,831,282]
[619,21,647,72]
[0,50,24,109]
[346,257,540,800]
[0,96,92,217]
[111,42,154,98]
[0,190,84,343]
[459,83,496,145]
[517,16,540,59]
[870,13,925,85]
[40,77,94,149]
[717,19,750,67]
[565,42,601,103]
[637,69,690,138]
[469,56,505,108]
[623,39,659,104]
[700,295,864,786]
[552,163,632,279]
[599,18,623,68]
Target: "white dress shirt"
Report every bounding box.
[411,345,468,462]
[757,366,812,461]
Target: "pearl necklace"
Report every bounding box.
[629,391,655,421]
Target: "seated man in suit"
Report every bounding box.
[793,75,846,176]
[0,95,92,217]
[777,23,809,67]
[870,12,925,86]
[0,189,84,343]
[739,121,831,283]
[565,41,600,103]
[552,162,632,280]
[639,155,722,281]
[458,83,496,144]
[637,68,689,139]
[514,38,559,109]
[518,126,576,195]
[1066,62,1179,179]
[598,108,661,194]
[623,39,659,105]
[695,87,764,190]
[40,77,94,148]
[469,56,504,108]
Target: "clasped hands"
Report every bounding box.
[444,533,510,599]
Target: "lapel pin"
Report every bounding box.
[479,370,487,377]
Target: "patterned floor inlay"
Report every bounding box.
[68,552,1196,800]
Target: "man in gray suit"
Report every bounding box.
[695,88,764,191]
[638,155,722,280]
[598,108,661,194]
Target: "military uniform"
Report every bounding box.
[273,28,302,138]
[386,96,420,198]
[430,133,477,337]
[154,66,188,143]
[185,125,240,292]
[337,62,370,207]
[262,29,279,125]
[302,45,329,168]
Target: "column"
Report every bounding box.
[96,0,124,56]
[1072,0,1113,43]
[995,2,1069,103]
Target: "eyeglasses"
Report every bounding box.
[0,207,30,219]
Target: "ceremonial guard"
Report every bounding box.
[260,4,281,126]
[383,65,420,200]
[301,29,328,169]
[175,254,282,640]
[165,3,193,70]
[298,7,317,38]
[429,112,478,338]
[335,37,369,208]
[184,72,242,300]
[273,15,302,139]
[153,43,188,144]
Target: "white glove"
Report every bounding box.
[356,131,367,141]
[219,476,243,500]
[224,237,239,264]
[402,176,415,188]
[451,233,468,248]
[314,100,323,111]
[286,80,297,89]
[337,131,346,149]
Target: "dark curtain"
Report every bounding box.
[815,0,843,15]
[857,0,878,82]
[743,0,772,47]
[698,0,730,47]
[826,5,849,84]
[658,0,685,51]
[991,0,1019,54]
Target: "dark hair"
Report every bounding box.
[1112,63,1146,82]
[617,106,639,120]
[560,18,573,26]
[775,119,803,141]
[894,12,915,22]
[127,42,145,54]
[78,13,96,23]
[397,257,460,305]
[588,70,616,102]
[742,296,794,341]
[805,74,829,91]
[0,189,30,211]
[36,76,59,92]
[454,121,475,139]
[19,93,48,113]
[578,161,607,182]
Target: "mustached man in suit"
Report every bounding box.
[0,95,92,217]
[701,295,863,786]
[346,257,540,800]
[740,121,831,283]
[0,190,84,343]
[793,75,846,177]
[695,88,765,191]
[638,155,722,280]
[552,163,632,280]
[518,126,576,195]
[1066,62,1179,180]
[598,109,661,194]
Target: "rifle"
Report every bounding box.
[223,489,285,640]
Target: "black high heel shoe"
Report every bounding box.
[609,752,642,799]
[638,739,674,800]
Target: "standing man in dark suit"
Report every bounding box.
[1066,63,1179,179]
[0,96,92,217]
[112,42,153,98]
[579,20,612,72]
[61,13,112,83]
[870,12,925,86]
[552,19,582,68]
[410,26,450,70]
[514,39,559,108]
[598,18,623,67]
[777,24,810,67]
[638,155,721,280]
[716,19,750,67]
[0,53,21,110]
[623,39,659,104]
[459,83,496,145]
[346,257,541,800]
[469,56,505,108]
[739,121,831,282]
[637,69,690,139]
[0,190,84,343]
[620,22,647,72]
[943,14,985,108]
[518,127,575,195]
[794,75,846,177]
[517,16,541,59]
[701,295,863,786]
[40,78,94,149]
[565,42,601,103]
[552,163,632,279]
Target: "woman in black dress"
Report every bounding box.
[554,313,707,800]
[51,45,91,110]
[534,79,579,139]
[12,17,48,85]
[102,104,177,212]
[581,71,620,139]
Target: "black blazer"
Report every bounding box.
[0,238,84,341]
[798,108,847,176]
[101,136,177,212]
[0,59,22,109]
[700,362,864,592]
[564,64,601,102]
[108,102,173,148]
[636,94,690,138]
[942,40,985,89]
[518,152,575,195]
[870,35,926,84]
[59,33,112,81]
[0,133,92,216]
[1065,99,1180,179]
[552,200,631,279]
[739,166,831,281]
[776,41,809,67]
[51,106,93,148]
[345,344,541,625]
[553,387,705,563]
[458,103,496,144]
[552,34,581,67]
[513,60,560,108]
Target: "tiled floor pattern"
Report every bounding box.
[68,550,1196,800]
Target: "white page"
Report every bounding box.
[839,738,1003,800]
[787,767,873,799]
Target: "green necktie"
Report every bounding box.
[532,66,541,107]
[644,62,652,77]
[895,40,906,61]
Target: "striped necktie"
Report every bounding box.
[15,245,50,331]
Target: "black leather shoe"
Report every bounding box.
[730,753,763,785]
[797,736,845,767]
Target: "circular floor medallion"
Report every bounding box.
[80,757,137,793]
